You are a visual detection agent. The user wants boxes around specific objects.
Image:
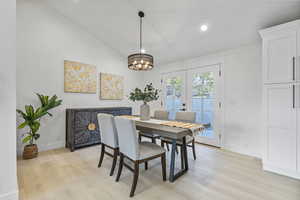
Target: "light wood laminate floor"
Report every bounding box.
[17,144,300,200]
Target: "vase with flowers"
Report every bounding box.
[129,83,159,120]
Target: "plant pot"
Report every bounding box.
[140,103,150,120]
[23,144,38,160]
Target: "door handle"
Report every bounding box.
[180,103,186,111]
[293,85,295,109]
[292,57,296,81]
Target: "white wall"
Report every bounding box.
[16,0,144,154]
[0,0,18,199]
[145,44,263,158]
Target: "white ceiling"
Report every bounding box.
[44,0,300,64]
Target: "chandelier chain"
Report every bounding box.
[140,15,142,53]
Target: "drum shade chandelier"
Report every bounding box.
[128,11,153,71]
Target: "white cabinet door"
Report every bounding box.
[297,30,300,82]
[296,84,300,172]
[264,31,297,84]
[264,84,297,171]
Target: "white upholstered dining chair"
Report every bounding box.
[97,113,119,176]
[114,116,166,197]
[138,110,169,144]
[161,111,197,160]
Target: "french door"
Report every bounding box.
[162,65,222,147]
[161,71,186,120]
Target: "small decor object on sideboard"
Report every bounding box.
[64,60,97,93]
[66,107,132,152]
[129,83,159,120]
[100,73,124,100]
[16,94,62,159]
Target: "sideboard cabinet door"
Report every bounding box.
[74,112,94,147]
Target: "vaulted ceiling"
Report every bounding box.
[44,0,300,64]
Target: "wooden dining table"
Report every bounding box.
[121,116,204,182]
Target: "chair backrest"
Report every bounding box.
[154,110,169,120]
[114,116,139,160]
[175,111,196,123]
[97,113,118,148]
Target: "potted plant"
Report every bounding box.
[16,93,62,159]
[129,83,159,120]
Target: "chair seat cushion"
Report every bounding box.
[139,132,160,138]
[139,142,166,160]
[161,135,194,145]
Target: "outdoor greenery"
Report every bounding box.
[167,77,182,97]
[166,72,214,98]
[192,72,214,97]
[129,83,160,104]
[16,94,62,145]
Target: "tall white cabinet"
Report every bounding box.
[260,20,300,179]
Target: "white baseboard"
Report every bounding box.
[38,140,65,152]
[0,190,18,200]
[17,140,65,155]
[263,163,300,180]
[222,144,262,159]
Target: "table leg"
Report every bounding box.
[169,139,177,182]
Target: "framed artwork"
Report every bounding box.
[64,60,96,93]
[100,73,124,100]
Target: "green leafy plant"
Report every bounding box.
[129,83,160,104]
[192,72,214,98]
[16,94,62,145]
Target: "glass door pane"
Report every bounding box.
[187,65,221,147]
[191,71,215,138]
[162,72,186,120]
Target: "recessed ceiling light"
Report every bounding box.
[200,24,208,32]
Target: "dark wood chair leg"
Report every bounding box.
[161,153,166,181]
[138,135,142,143]
[151,137,156,144]
[110,149,118,176]
[169,139,177,182]
[166,143,170,151]
[182,137,189,171]
[161,140,165,148]
[116,153,124,182]
[130,162,139,197]
[180,145,184,169]
[98,144,105,168]
[192,139,196,160]
[145,162,148,170]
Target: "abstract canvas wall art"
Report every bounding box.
[100,73,124,100]
[64,60,97,93]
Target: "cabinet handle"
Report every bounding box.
[293,85,295,109]
[292,57,295,81]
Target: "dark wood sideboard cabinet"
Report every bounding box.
[66,107,132,151]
